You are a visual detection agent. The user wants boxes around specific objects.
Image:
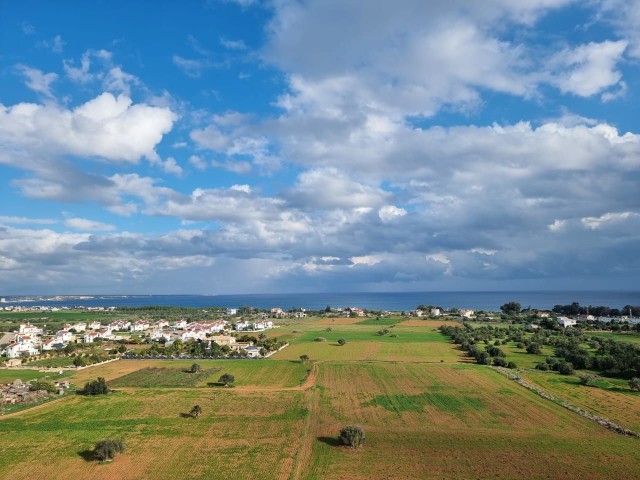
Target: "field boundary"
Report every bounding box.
[492,366,640,438]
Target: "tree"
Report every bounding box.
[337,338,346,346]
[94,439,125,461]
[190,405,202,418]
[300,355,310,363]
[190,363,201,373]
[338,425,365,448]
[29,380,57,394]
[500,302,522,315]
[526,343,542,354]
[82,377,109,395]
[219,373,235,386]
[629,377,640,392]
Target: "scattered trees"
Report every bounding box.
[338,425,365,448]
[219,373,235,386]
[94,439,125,461]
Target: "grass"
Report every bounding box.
[109,367,217,388]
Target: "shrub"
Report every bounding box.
[299,355,310,363]
[535,363,549,371]
[516,342,524,349]
[578,373,597,386]
[338,425,365,448]
[81,377,109,395]
[526,343,542,354]
[219,373,235,386]
[629,377,640,392]
[337,338,346,346]
[190,404,202,418]
[492,357,507,367]
[506,361,518,369]
[557,362,575,375]
[476,352,491,365]
[190,363,201,373]
[94,439,125,461]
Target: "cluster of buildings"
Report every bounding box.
[1,316,276,359]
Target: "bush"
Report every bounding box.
[476,352,491,365]
[81,377,109,395]
[557,362,574,375]
[526,343,542,354]
[492,357,507,367]
[506,361,518,369]
[219,373,235,386]
[337,338,346,346]
[535,363,549,371]
[190,363,201,373]
[94,439,125,461]
[29,380,57,394]
[299,355,310,363]
[578,373,597,386]
[338,425,365,448]
[629,377,640,392]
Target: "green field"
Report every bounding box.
[2,316,640,479]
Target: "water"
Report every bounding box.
[1,291,638,312]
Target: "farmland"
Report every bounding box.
[2,315,640,479]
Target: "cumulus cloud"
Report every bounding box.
[547,40,627,97]
[0,92,176,162]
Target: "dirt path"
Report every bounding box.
[290,362,320,480]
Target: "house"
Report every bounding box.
[430,308,441,316]
[64,322,87,332]
[557,317,578,328]
[235,321,251,331]
[173,319,188,329]
[210,335,236,346]
[244,345,261,358]
[579,314,596,321]
[293,311,307,318]
[149,331,172,342]
[4,341,39,358]
[87,321,102,330]
[459,309,475,318]
[18,324,43,336]
[226,308,238,316]
[130,321,151,332]
[410,309,424,317]
[55,330,74,343]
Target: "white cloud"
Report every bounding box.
[16,65,58,100]
[547,40,628,97]
[220,37,248,50]
[581,212,640,230]
[65,217,116,231]
[378,205,407,223]
[188,155,208,170]
[0,92,177,162]
[173,55,209,78]
[0,216,56,225]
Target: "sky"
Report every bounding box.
[0,0,639,295]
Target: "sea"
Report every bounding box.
[1,291,638,312]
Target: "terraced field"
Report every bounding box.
[2,316,640,479]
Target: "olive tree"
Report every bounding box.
[94,439,125,461]
[219,373,235,386]
[338,425,365,448]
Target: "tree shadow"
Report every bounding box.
[317,436,341,447]
[179,412,194,418]
[206,382,226,387]
[77,449,95,462]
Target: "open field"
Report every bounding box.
[523,370,640,431]
[397,319,461,327]
[3,315,640,479]
[587,331,640,344]
[303,363,640,480]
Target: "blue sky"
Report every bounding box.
[1,0,639,294]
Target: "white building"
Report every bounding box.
[226,308,238,316]
[19,324,43,336]
[459,309,475,318]
[557,317,578,328]
[430,308,441,316]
